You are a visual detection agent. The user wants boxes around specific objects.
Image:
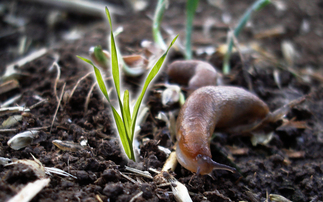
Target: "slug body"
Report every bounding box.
[176,86,270,175]
[167,60,221,94]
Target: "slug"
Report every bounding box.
[176,86,272,175]
[167,60,221,94]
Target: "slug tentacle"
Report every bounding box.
[196,154,236,175]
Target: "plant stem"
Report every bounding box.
[185,0,199,60]
[153,0,168,51]
[222,0,271,74]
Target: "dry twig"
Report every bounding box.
[50,83,66,134]
[52,62,61,102]
[68,72,92,103]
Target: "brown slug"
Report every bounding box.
[176,86,272,175]
[167,60,221,94]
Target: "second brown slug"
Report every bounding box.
[176,86,273,175]
[167,60,221,94]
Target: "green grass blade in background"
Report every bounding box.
[153,0,167,50]
[222,0,271,74]
[130,35,178,141]
[185,0,199,60]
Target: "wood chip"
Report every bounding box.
[8,178,50,202]
[282,149,305,159]
[226,146,249,155]
[0,79,19,94]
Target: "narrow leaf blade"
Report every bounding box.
[130,35,178,139]
[105,7,135,160]
[78,55,133,160]
[123,90,131,139]
[77,56,110,101]
[185,0,199,59]
[152,0,167,50]
[110,106,133,160]
[105,7,121,97]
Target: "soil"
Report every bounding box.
[0,0,323,201]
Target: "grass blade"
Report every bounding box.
[130,35,178,141]
[222,0,271,74]
[108,29,146,77]
[106,7,121,97]
[77,56,110,101]
[77,55,134,160]
[78,7,176,162]
[106,7,136,160]
[111,106,133,160]
[123,90,132,139]
[153,0,167,50]
[185,0,199,60]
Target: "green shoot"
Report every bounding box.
[92,46,109,70]
[222,0,271,74]
[109,29,146,77]
[185,0,199,60]
[78,7,178,161]
[153,0,168,50]
[91,28,146,77]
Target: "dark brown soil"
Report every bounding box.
[1,0,323,201]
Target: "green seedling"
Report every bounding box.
[152,0,199,59]
[91,46,109,70]
[78,7,178,161]
[185,0,199,60]
[108,27,147,77]
[222,0,271,74]
[91,45,146,77]
[91,28,145,77]
[153,0,168,51]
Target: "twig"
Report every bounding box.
[0,106,30,117]
[6,48,47,70]
[50,83,66,134]
[204,190,232,202]
[84,82,96,114]
[231,30,253,91]
[0,95,21,108]
[0,128,17,133]
[129,191,143,202]
[29,99,48,110]
[124,166,153,179]
[68,72,93,103]
[28,0,125,17]
[53,62,61,102]
[119,171,138,184]
[0,126,49,133]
